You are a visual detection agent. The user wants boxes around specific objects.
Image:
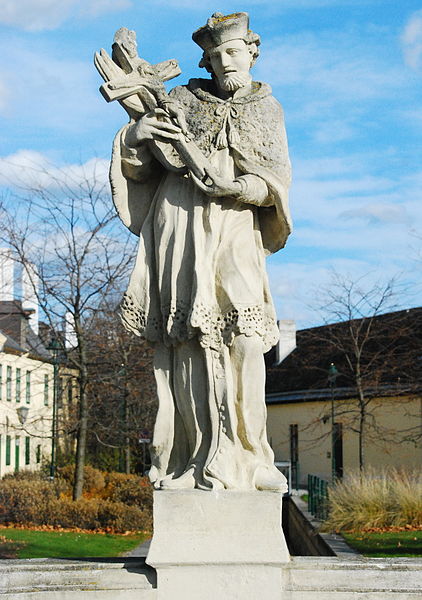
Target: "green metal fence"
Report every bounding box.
[307,474,329,520]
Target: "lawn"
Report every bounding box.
[343,530,422,557]
[0,528,148,559]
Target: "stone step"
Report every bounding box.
[1,556,421,599]
[284,557,422,598]
[0,558,156,599]
[285,594,422,599]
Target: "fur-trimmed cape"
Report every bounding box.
[110,79,292,257]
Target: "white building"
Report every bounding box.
[0,250,54,477]
[0,303,54,476]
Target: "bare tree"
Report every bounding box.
[0,161,135,498]
[267,272,421,471]
[311,273,420,469]
[85,305,156,474]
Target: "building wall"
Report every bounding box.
[266,394,422,487]
[0,351,53,477]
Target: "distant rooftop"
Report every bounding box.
[266,307,422,400]
[0,300,51,360]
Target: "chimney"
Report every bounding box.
[275,320,296,366]
[0,301,31,348]
[22,262,39,335]
[64,311,78,349]
[0,331,6,351]
[0,248,14,301]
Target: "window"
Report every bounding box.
[36,444,41,464]
[6,366,12,401]
[68,381,73,404]
[58,377,63,409]
[26,371,31,404]
[16,368,21,403]
[333,422,343,480]
[15,437,20,472]
[44,374,49,406]
[5,435,11,466]
[25,437,30,465]
[289,424,299,490]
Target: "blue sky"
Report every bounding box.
[0,1,421,327]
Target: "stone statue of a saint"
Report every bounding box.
[96,12,292,492]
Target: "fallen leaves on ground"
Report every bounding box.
[337,525,422,534]
[0,523,148,536]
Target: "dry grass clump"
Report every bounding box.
[322,468,422,532]
[0,468,152,533]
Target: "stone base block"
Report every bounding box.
[146,490,289,600]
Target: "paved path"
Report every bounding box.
[126,538,151,557]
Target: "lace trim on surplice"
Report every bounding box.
[120,292,279,352]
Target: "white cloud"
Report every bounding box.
[401,10,422,70]
[400,108,422,128]
[292,223,412,254]
[291,173,399,223]
[0,0,73,31]
[267,148,422,326]
[340,203,410,225]
[312,120,357,144]
[292,156,361,179]
[290,157,422,232]
[0,80,11,114]
[0,150,109,191]
[80,0,132,17]
[0,0,131,32]
[257,31,406,102]
[0,0,382,33]
[0,36,116,136]
[266,257,406,328]
[253,27,414,150]
[153,0,373,9]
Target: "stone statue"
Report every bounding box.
[96,12,292,492]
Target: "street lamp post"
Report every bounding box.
[47,338,60,479]
[139,430,151,476]
[328,362,339,482]
[118,364,131,474]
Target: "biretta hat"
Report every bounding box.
[192,12,250,50]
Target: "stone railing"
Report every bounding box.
[1,556,422,599]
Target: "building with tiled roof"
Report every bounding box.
[265,308,422,488]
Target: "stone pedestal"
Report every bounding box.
[146,490,289,600]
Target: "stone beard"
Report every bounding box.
[109,17,292,492]
[219,71,252,91]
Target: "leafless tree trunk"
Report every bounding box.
[308,272,418,469]
[0,160,135,498]
[84,306,156,475]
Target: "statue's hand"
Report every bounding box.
[190,167,242,198]
[126,108,182,147]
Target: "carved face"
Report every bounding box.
[208,39,252,90]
